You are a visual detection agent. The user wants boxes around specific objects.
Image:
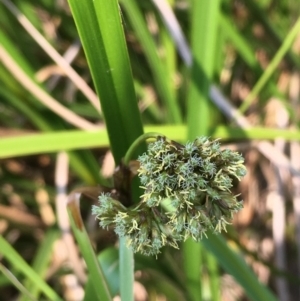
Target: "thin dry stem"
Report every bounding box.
[1,0,101,112]
[0,46,98,130]
[1,0,101,113]
[55,152,86,283]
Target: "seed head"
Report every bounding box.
[93,136,247,256]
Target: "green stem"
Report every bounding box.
[119,237,134,301]
[123,132,163,165]
[121,131,162,301]
[183,240,202,301]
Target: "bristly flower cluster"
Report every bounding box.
[92,136,247,256]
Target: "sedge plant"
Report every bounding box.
[67,1,281,300]
[0,0,292,300]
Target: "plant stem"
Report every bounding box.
[123,132,162,165]
[119,237,134,301]
[120,132,162,300]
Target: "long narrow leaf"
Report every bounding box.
[67,194,112,301]
[0,236,64,301]
[120,0,182,123]
[20,228,60,301]
[68,0,143,163]
[202,233,279,301]
[0,263,37,301]
[240,16,300,113]
[2,126,300,158]
[185,1,221,300]
[67,1,146,300]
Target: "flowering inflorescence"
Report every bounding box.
[92,136,247,256]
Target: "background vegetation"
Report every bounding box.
[0,0,300,300]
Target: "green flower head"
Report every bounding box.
[138,136,246,241]
[93,135,247,256]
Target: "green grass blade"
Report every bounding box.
[187,0,221,138]
[245,0,300,69]
[219,13,283,102]
[68,0,143,163]
[120,0,182,123]
[0,235,64,301]
[67,1,147,299]
[0,129,108,158]
[240,16,300,113]
[161,25,177,104]
[219,14,257,69]
[0,29,103,184]
[202,233,279,301]
[0,28,35,78]
[0,263,37,301]
[0,88,51,131]
[185,1,221,300]
[67,197,112,301]
[20,228,60,301]
[2,125,300,158]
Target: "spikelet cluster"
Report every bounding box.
[92,136,246,256]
